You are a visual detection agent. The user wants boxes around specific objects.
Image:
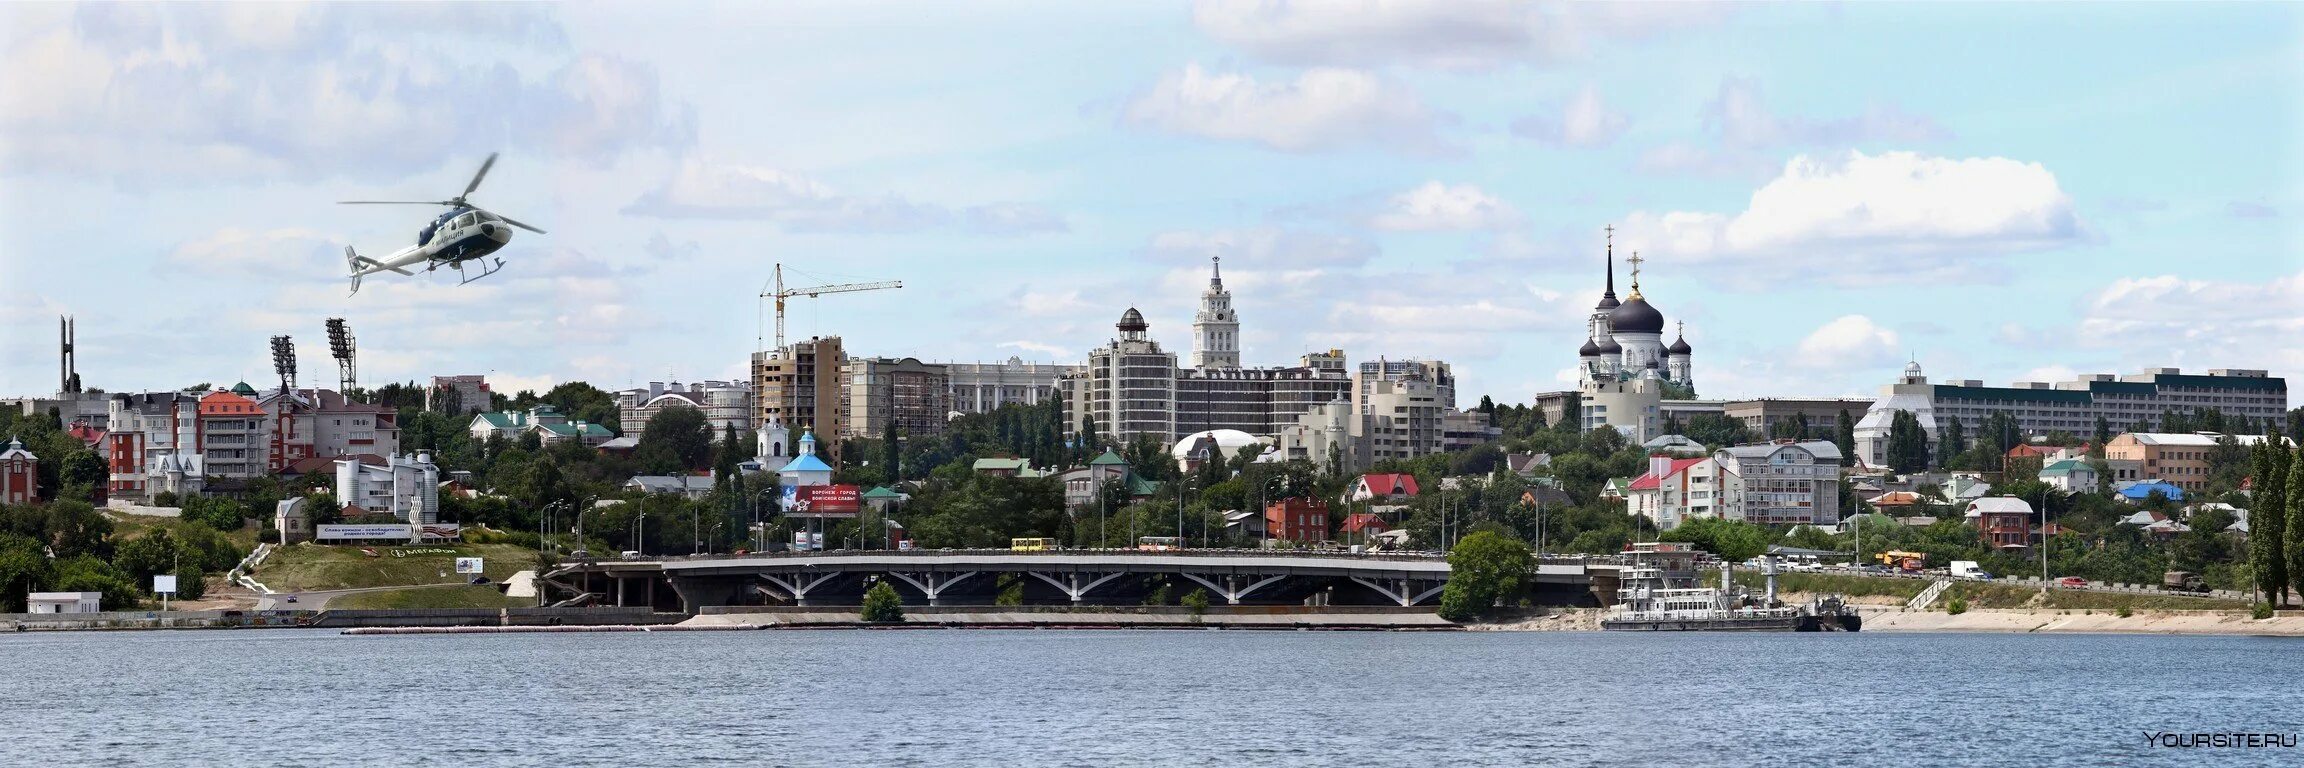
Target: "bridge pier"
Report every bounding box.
[888,571,978,606]
[1350,576,1447,607]
[1026,571,1128,603]
[1179,573,1289,605]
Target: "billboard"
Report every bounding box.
[317,524,416,541]
[453,557,484,575]
[788,485,861,518]
[418,525,462,541]
[152,575,178,595]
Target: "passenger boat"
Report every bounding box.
[1600,545,1860,632]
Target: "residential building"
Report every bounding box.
[1060,450,1162,509]
[1575,233,1696,390]
[617,380,753,436]
[1346,473,1419,505]
[1,436,35,504]
[946,358,1079,415]
[469,406,612,447]
[1264,497,1331,543]
[1358,375,1444,463]
[427,375,491,414]
[844,357,950,439]
[1441,409,1502,452]
[2038,459,2100,494]
[26,592,101,613]
[197,387,267,479]
[2115,480,2187,504]
[1713,440,1843,526]
[1721,399,1875,439]
[1360,358,1457,411]
[1174,361,1353,437]
[1642,434,1708,457]
[1625,456,1728,530]
[106,391,197,500]
[1504,453,1551,480]
[334,452,441,524]
[754,336,848,466]
[1853,363,2289,468]
[1965,497,2034,550]
[1273,399,1352,469]
[971,457,1047,478]
[2102,432,2284,492]
[254,388,400,474]
[1069,308,1179,444]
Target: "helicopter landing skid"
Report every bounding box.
[456,257,507,286]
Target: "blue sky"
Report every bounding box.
[2,1,2297,407]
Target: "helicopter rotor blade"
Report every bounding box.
[338,200,453,205]
[493,214,547,235]
[463,152,498,199]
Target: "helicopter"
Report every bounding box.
[338,152,547,294]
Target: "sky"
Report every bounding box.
[2,1,2299,408]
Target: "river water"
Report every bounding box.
[2,629,2299,767]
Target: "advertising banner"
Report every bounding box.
[418,525,462,541]
[453,557,484,575]
[788,485,861,518]
[317,524,416,541]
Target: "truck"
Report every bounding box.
[1950,561,1993,581]
[2163,570,2209,593]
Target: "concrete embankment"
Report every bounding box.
[684,605,1458,631]
[3,606,682,632]
[1860,607,2304,635]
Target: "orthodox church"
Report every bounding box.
[1578,228,1695,390]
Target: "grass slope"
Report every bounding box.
[329,585,529,610]
[1734,570,2245,611]
[256,542,537,592]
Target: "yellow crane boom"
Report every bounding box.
[759,263,902,351]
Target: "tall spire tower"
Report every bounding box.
[1192,256,1240,368]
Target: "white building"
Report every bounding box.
[1191,256,1241,369]
[946,358,1081,415]
[335,452,442,524]
[1713,440,1843,526]
[2038,458,2101,494]
[617,380,753,436]
[1625,456,1731,531]
[26,592,102,613]
[427,375,491,414]
[1069,308,1179,443]
[1581,376,1667,444]
[1576,233,1695,390]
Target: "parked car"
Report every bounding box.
[2058,576,2088,588]
[284,594,299,604]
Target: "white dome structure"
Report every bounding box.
[1170,429,1273,470]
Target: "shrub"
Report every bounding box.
[1183,588,1210,620]
[860,582,903,623]
[2253,602,2276,620]
[259,529,282,544]
[1946,597,1968,615]
[2116,606,2133,619]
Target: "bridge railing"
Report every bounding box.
[635,547,1453,563]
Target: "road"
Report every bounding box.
[254,583,470,610]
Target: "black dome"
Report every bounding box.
[1595,294,1620,311]
[1608,297,1665,334]
[1594,335,1622,353]
[1668,335,1692,354]
[1118,307,1147,332]
[1579,338,1601,356]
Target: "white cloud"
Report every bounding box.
[2071,272,2304,378]
[1617,150,2084,283]
[996,340,1071,359]
[1370,182,1520,231]
[1794,315,1901,369]
[1122,64,1449,153]
[623,158,1066,235]
[0,5,688,182]
[1143,227,1377,268]
[163,227,343,280]
[1512,85,1630,148]
[1639,77,1948,177]
[1191,0,1729,70]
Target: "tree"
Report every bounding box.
[860,581,904,622]
[1659,516,1768,564]
[1438,530,1532,621]
[635,404,712,474]
[1936,416,1966,471]
[713,424,743,489]
[1834,410,1856,467]
[1886,410,1929,474]
[2250,438,2289,605]
[883,417,902,484]
[58,447,106,502]
[2093,416,2113,449]
[1683,413,1752,449]
[2287,444,2304,606]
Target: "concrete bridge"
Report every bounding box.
[544,550,1605,613]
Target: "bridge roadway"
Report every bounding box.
[548,550,1600,613]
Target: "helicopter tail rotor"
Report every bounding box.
[346,246,364,296]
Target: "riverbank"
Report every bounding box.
[682,605,1458,630]
[1860,606,2304,635]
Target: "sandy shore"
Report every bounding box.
[1859,607,2304,636]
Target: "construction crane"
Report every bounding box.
[759,263,902,352]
